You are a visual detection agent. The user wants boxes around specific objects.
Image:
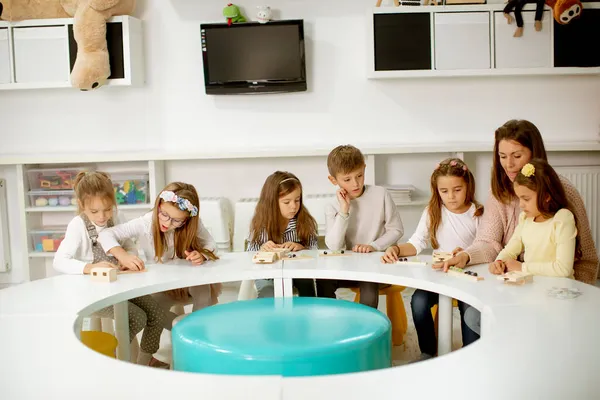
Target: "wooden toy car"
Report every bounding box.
[432,251,453,264]
[497,271,533,285]
[320,250,350,257]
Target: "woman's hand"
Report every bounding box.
[185,250,206,265]
[434,251,469,272]
[381,246,400,264]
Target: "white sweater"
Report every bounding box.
[407,204,480,255]
[53,212,135,275]
[325,185,404,251]
[98,212,216,262]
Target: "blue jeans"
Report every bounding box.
[410,289,479,356]
[255,279,316,298]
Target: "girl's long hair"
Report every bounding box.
[250,171,317,247]
[428,158,483,249]
[151,182,218,262]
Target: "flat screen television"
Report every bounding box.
[200,20,307,95]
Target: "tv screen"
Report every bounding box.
[201,20,307,94]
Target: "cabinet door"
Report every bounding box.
[0,28,10,84]
[374,13,432,71]
[554,8,600,67]
[435,12,490,70]
[13,26,69,83]
[494,11,552,69]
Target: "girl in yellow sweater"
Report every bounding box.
[489,159,577,278]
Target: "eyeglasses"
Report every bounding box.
[158,206,186,227]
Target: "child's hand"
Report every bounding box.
[504,259,522,272]
[185,250,206,265]
[166,288,189,301]
[488,260,506,275]
[119,254,145,271]
[281,242,304,252]
[336,188,350,214]
[352,244,375,253]
[84,261,118,274]
[451,247,464,256]
[381,246,399,263]
[260,241,280,252]
[433,252,469,272]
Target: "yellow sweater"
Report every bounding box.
[496,209,577,278]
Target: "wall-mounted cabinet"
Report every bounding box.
[367,3,600,78]
[0,16,144,90]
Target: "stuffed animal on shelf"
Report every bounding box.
[256,5,272,24]
[223,3,246,26]
[503,0,582,37]
[547,0,582,25]
[0,0,136,90]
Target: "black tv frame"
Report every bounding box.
[200,19,307,95]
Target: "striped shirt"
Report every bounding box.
[247,218,318,251]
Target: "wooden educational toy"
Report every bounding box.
[432,251,453,264]
[446,266,484,282]
[320,250,351,257]
[117,269,147,275]
[284,253,314,261]
[395,257,427,266]
[497,271,533,285]
[91,267,117,282]
[252,248,292,264]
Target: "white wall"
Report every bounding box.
[1,0,599,158]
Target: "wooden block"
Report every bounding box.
[395,257,428,266]
[446,266,484,282]
[432,251,453,264]
[319,250,351,257]
[497,271,533,285]
[252,252,278,264]
[91,267,117,283]
[271,248,290,257]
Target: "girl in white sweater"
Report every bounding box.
[98,182,220,313]
[381,158,484,359]
[54,172,170,366]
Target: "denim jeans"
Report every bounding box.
[410,289,480,356]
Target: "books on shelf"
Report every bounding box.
[385,185,416,205]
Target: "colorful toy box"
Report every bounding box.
[27,167,89,191]
[110,173,149,205]
[31,228,66,252]
[28,190,77,208]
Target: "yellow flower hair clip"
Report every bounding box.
[521,163,535,177]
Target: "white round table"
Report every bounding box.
[1,251,599,400]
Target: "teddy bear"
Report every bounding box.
[223,3,246,26]
[0,0,136,90]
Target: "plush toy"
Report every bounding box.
[503,0,582,37]
[547,0,582,25]
[223,3,246,26]
[0,0,136,90]
[256,5,272,24]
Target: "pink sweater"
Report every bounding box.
[466,176,599,284]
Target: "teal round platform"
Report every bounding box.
[172,297,391,376]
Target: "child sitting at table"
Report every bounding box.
[317,144,404,309]
[247,171,319,297]
[54,171,170,366]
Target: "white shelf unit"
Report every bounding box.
[366,3,600,78]
[17,161,164,281]
[0,16,144,90]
